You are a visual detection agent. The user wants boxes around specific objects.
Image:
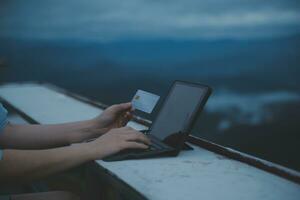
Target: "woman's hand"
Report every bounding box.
[92,102,134,131]
[87,126,151,160]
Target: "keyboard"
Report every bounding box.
[103,134,175,161]
[116,135,169,155]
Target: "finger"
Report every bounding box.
[121,112,129,121]
[125,132,151,145]
[125,111,130,116]
[127,126,135,130]
[113,102,132,113]
[130,107,135,112]
[123,141,149,150]
[126,111,133,118]
[123,112,133,122]
[120,116,129,127]
[128,113,133,119]
[119,126,133,132]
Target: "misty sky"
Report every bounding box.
[0,0,300,41]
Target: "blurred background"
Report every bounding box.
[0,0,300,171]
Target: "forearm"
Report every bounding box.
[0,143,99,184]
[0,121,106,149]
[0,126,150,185]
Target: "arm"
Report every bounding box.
[0,103,133,149]
[0,143,92,184]
[0,120,105,149]
[0,126,150,184]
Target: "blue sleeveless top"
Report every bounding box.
[0,103,8,160]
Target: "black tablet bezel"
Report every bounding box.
[148,80,212,153]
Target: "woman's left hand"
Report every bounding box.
[92,102,134,131]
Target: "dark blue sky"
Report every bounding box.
[0,0,300,41]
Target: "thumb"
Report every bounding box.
[112,102,132,114]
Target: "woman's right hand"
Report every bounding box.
[87,126,151,160]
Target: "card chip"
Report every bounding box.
[131,90,160,114]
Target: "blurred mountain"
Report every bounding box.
[1,34,300,93]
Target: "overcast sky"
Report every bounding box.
[0,0,300,41]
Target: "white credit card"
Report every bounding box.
[131,90,160,114]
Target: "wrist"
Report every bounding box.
[86,118,109,135]
[87,116,106,129]
[71,142,99,161]
[82,141,107,160]
[85,118,99,129]
[66,120,104,144]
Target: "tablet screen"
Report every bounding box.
[149,82,209,141]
